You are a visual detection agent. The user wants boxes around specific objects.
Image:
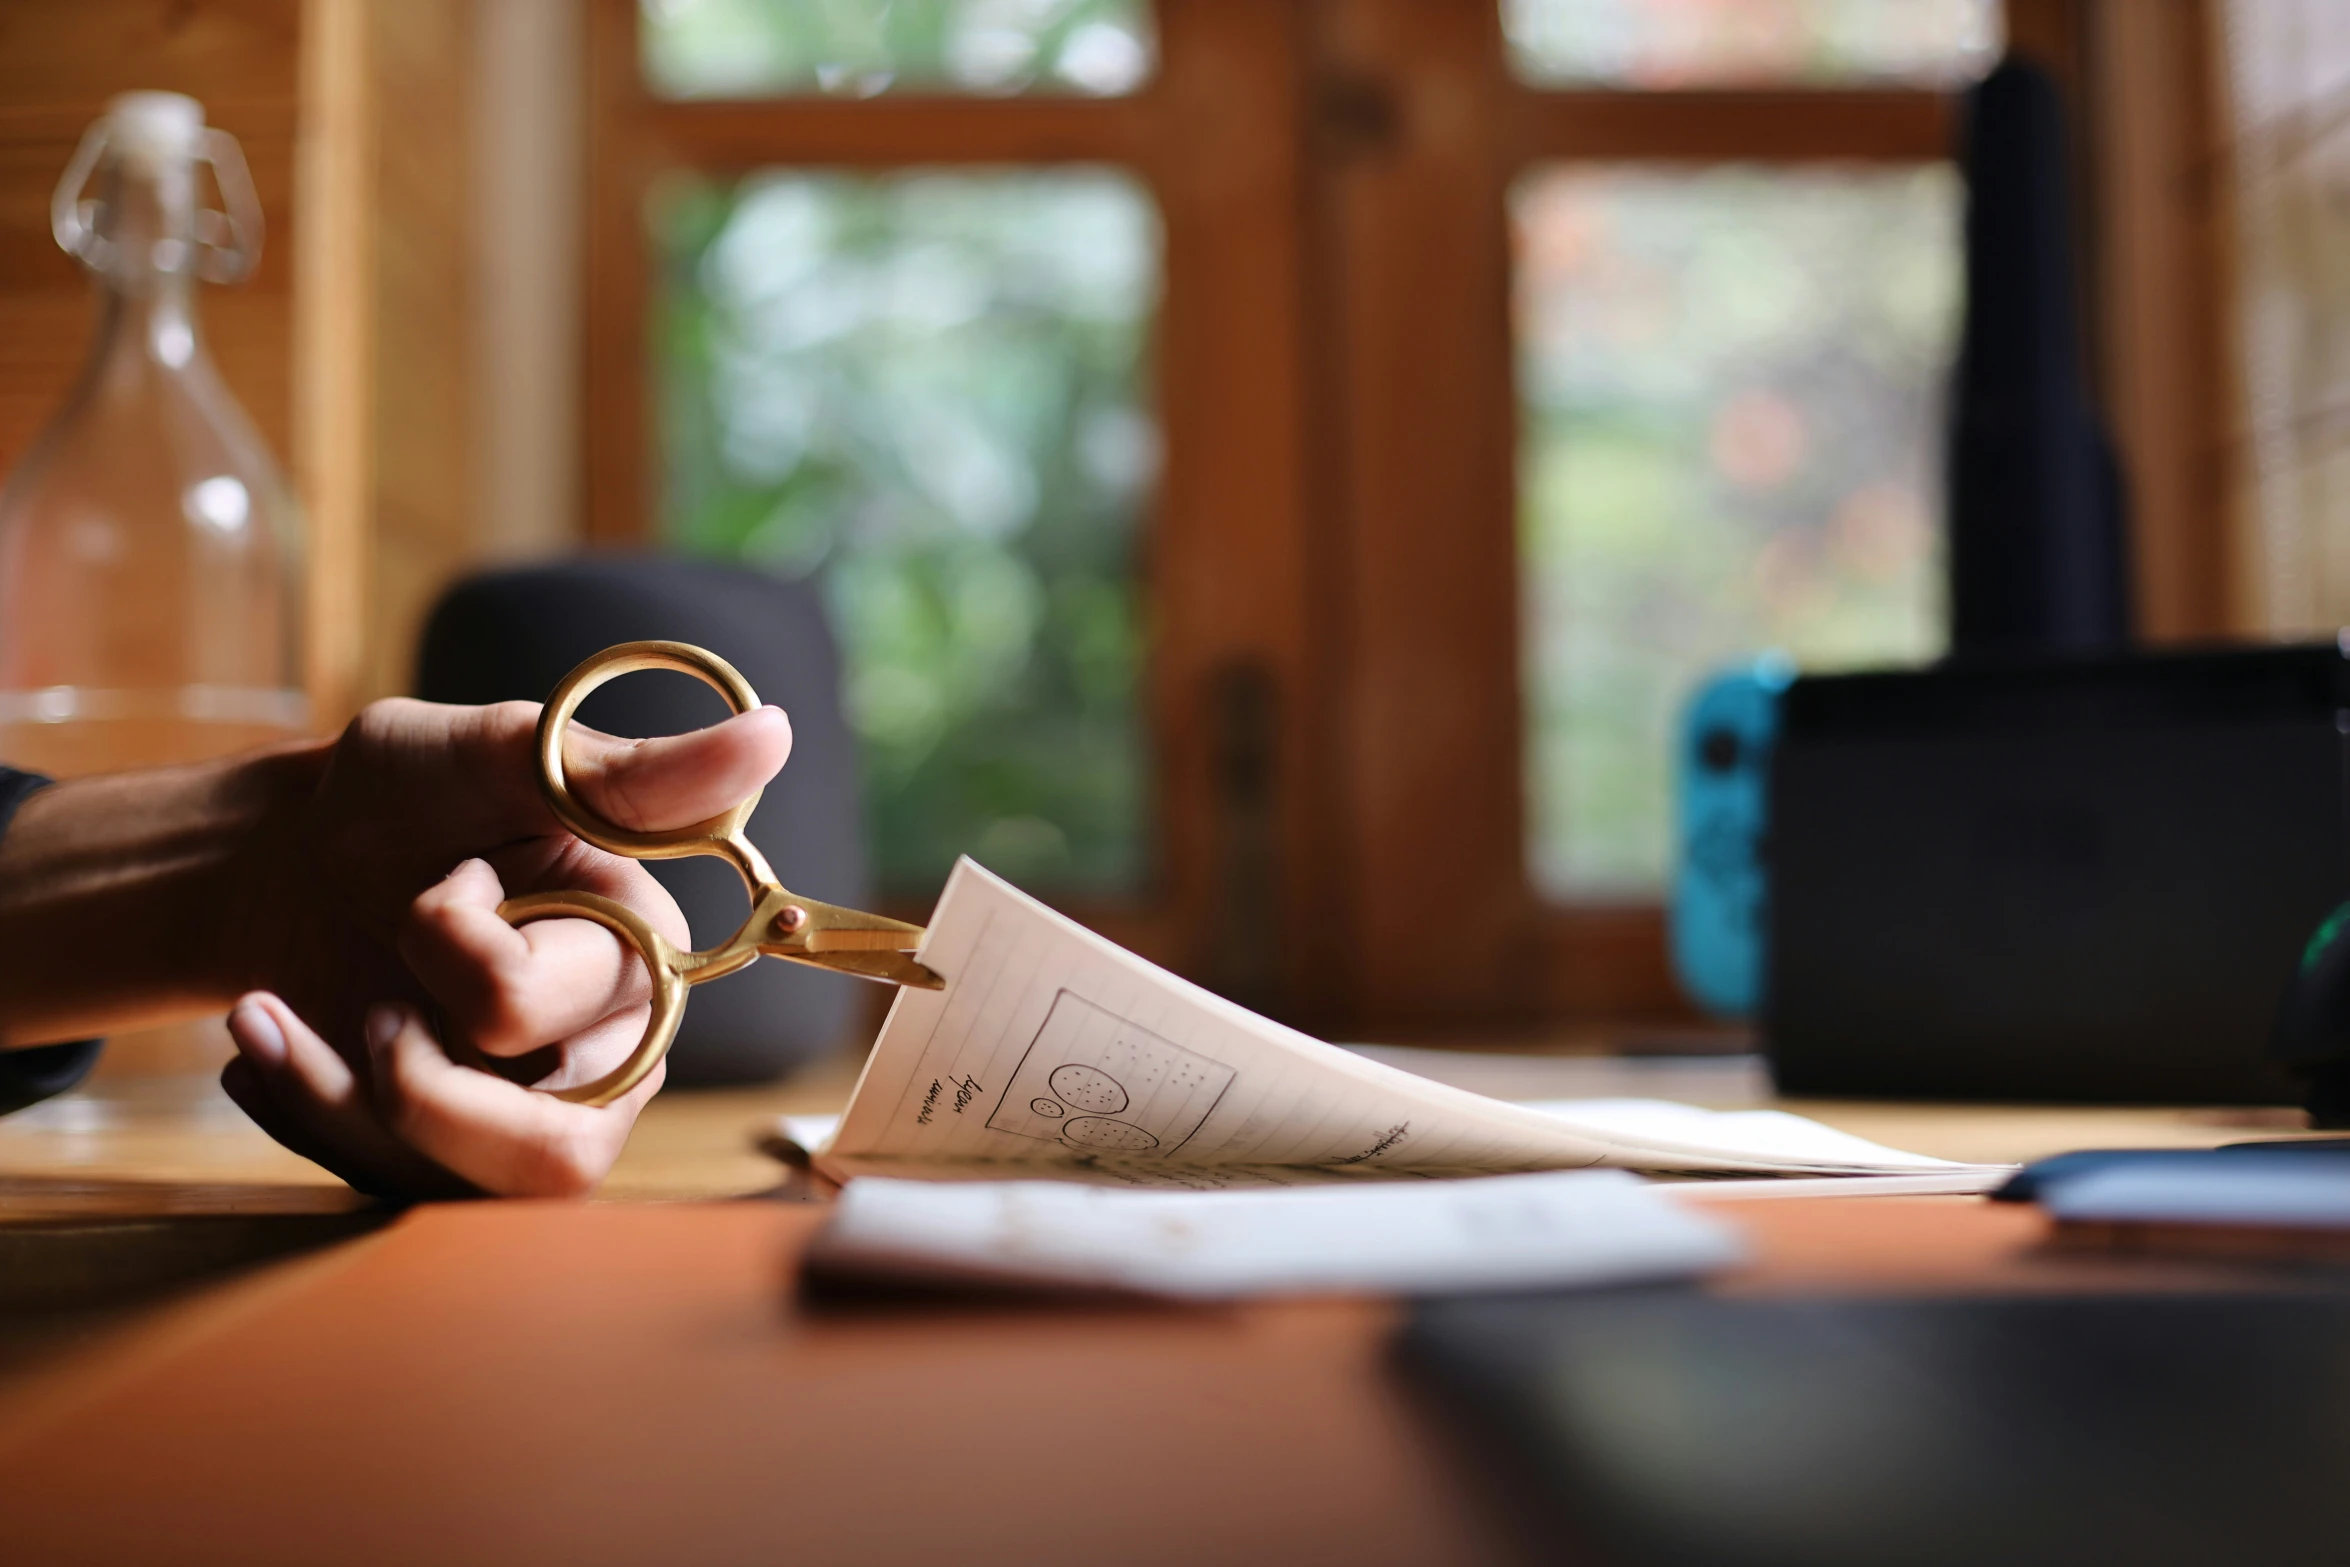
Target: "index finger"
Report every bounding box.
[401,858,657,1058]
[367,1006,657,1197]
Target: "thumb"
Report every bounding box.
[563,705,793,832]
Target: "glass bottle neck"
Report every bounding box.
[86,154,208,373]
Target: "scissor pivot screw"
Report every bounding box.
[775,905,808,935]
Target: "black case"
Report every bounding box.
[1401,1289,2350,1567]
[417,556,868,1088]
[1765,644,2350,1103]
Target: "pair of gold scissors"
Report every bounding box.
[497,640,942,1107]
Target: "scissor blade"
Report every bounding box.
[803,927,922,953]
[778,895,925,938]
[774,948,944,989]
[759,892,936,985]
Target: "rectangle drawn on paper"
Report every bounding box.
[985,991,1235,1158]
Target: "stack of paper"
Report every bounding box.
[782,862,2006,1297]
[805,1170,1745,1300]
[794,859,2009,1193]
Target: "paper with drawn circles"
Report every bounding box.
[983,993,1233,1158]
[822,858,2000,1185]
[1048,1064,1127,1114]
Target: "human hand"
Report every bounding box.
[218,698,792,1199]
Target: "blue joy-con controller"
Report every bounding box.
[1670,656,1794,1019]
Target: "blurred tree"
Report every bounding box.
[642,0,1152,99]
[1517,167,1959,894]
[1504,0,1996,87]
[657,170,1159,898]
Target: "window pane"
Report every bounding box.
[1505,0,1998,87]
[655,170,1160,898]
[642,0,1154,99]
[1517,166,1959,896]
[2225,0,2350,631]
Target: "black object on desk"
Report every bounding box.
[1994,1141,2350,1203]
[417,555,867,1086]
[2273,906,2350,1123]
[1404,1289,2350,1567]
[1766,643,2350,1104]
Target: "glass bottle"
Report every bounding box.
[0,91,305,778]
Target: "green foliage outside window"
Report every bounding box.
[642,0,1154,99]
[655,170,1161,898]
[1517,166,1960,895]
[1503,0,1996,87]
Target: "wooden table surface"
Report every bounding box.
[0,1189,2276,1567]
[0,1036,2329,1564]
[0,1035,2318,1222]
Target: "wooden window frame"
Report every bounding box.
[583,0,1321,1010]
[585,0,2216,1043]
[1306,4,1961,1039]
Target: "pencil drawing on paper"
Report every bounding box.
[986,990,1236,1157]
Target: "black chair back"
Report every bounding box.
[417,554,867,1085]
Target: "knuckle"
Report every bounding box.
[379,1074,436,1144]
[349,696,427,745]
[595,751,657,831]
[602,931,662,1004]
[481,700,542,744]
[403,904,545,1049]
[388,1093,472,1175]
[614,866,693,951]
[519,1122,606,1198]
[468,948,543,1048]
[405,879,458,928]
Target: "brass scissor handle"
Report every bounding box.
[499,640,939,1108]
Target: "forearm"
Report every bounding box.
[0,743,329,1046]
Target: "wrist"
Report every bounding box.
[204,739,338,994]
[0,739,332,1044]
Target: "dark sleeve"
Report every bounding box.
[0,768,103,1116]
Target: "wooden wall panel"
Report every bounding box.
[358,0,475,705]
[581,0,646,551]
[0,0,485,730]
[2083,0,2238,640]
[473,0,584,563]
[293,0,368,722]
[0,0,300,490]
[295,0,480,722]
[2005,0,2241,641]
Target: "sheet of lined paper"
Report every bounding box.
[824,860,1988,1182]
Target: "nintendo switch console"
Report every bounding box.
[1765,643,2350,1104]
[1669,658,1792,1019]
